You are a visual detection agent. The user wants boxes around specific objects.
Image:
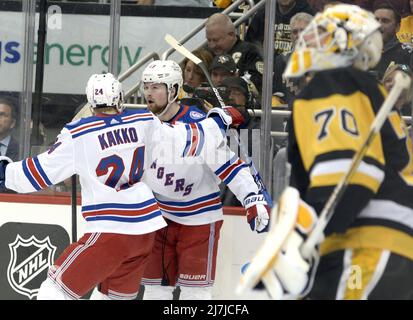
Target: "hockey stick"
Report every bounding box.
[301,71,411,258]
[236,71,411,296]
[164,34,273,207]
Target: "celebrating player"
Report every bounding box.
[136,60,270,300]
[0,72,243,300]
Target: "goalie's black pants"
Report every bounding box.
[308,248,413,300]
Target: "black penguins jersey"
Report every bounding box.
[288,67,413,260]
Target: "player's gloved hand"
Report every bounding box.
[243,193,270,233]
[207,106,245,130]
[0,156,12,192]
[237,187,323,300]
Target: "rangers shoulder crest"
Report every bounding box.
[189,111,205,120]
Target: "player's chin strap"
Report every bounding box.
[157,87,179,119]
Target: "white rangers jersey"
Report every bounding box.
[142,104,259,225]
[5,109,225,234]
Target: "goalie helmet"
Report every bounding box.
[142,60,183,116]
[284,4,383,79]
[86,73,124,112]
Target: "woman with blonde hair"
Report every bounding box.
[180,48,213,97]
[179,48,214,112]
[382,63,413,113]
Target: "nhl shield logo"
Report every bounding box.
[7,235,56,299]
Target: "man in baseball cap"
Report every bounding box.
[222,76,250,109]
[210,54,237,87]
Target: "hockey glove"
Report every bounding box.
[0,156,12,192]
[244,193,270,233]
[268,197,320,299]
[237,187,323,299]
[207,106,245,130]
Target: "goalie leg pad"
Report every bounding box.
[273,247,310,295]
[237,187,321,298]
[261,271,284,299]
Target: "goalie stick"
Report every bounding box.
[164,34,273,207]
[237,71,412,295]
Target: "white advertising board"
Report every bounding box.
[0,201,267,300]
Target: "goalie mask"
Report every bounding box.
[284,4,383,79]
[86,73,124,112]
[142,60,183,117]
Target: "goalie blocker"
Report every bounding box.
[237,187,321,299]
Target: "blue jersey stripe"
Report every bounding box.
[194,124,205,156]
[72,117,153,139]
[85,210,161,222]
[161,204,222,217]
[22,160,41,191]
[214,155,238,176]
[156,192,221,207]
[223,163,249,184]
[182,124,192,157]
[33,157,52,186]
[82,198,157,211]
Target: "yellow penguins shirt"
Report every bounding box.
[397,15,413,46]
[288,67,413,260]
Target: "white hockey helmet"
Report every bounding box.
[142,60,183,115]
[284,4,383,79]
[86,73,124,112]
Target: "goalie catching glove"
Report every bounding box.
[244,193,270,233]
[207,106,245,130]
[237,187,323,299]
[0,156,12,192]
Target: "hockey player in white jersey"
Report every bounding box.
[0,72,244,300]
[139,60,270,300]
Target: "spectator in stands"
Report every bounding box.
[0,97,18,161]
[272,11,313,107]
[137,0,212,7]
[382,63,413,115]
[179,48,214,113]
[213,0,232,8]
[219,76,261,207]
[180,48,214,96]
[205,13,264,91]
[210,54,237,87]
[223,76,259,113]
[396,0,413,45]
[306,0,328,12]
[373,0,413,79]
[307,0,375,12]
[245,0,314,59]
